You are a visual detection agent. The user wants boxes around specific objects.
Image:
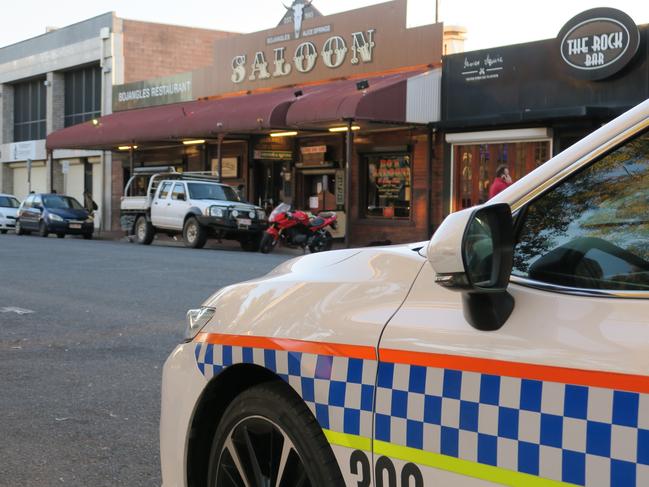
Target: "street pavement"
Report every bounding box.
[0,233,295,486]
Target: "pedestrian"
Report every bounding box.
[489,164,513,199]
[83,190,98,213]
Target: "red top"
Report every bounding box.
[489,177,512,199]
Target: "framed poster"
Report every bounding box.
[211,157,239,178]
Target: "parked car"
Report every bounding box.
[160,99,649,487]
[0,193,20,234]
[120,172,267,250]
[16,193,94,239]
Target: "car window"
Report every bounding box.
[171,183,186,201]
[187,183,240,202]
[43,195,84,210]
[0,196,20,208]
[513,130,649,291]
[158,182,172,200]
[22,195,33,208]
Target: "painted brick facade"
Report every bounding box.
[122,19,237,84]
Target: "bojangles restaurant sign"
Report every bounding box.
[211,0,442,94]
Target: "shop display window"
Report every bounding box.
[454,141,550,209]
[365,153,411,218]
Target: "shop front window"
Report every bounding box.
[454,140,551,209]
[365,153,411,218]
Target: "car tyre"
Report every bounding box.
[0,229,7,234]
[259,233,276,254]
[309,230,333,253]
[207,381,344,487]
[134,216,155,245]
[83,233,92,240]
[183,217,207,249]
[38,221,49,238]
[56,234,65,239]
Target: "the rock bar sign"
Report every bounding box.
[558,7,639,80]
[232,30,376,83]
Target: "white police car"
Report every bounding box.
[160,99,649,487]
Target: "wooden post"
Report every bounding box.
[344,119,354,248]
[217,134,224,182]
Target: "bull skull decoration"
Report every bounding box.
[283,0,313,39]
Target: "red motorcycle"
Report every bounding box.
[260,203,337,254]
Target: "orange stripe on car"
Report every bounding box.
[380,348,649,395]
[194,332,377,360]
[194,333,649,394]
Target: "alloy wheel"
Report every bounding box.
[215,415,311,487]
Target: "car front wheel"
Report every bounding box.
[183,217,207,249]
[207,381,344,487]
[38,221,49,238]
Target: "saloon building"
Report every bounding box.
[441,7,649,212]
[47,0,449,246]
[0,13,235,228]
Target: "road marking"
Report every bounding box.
[0,306,34,315]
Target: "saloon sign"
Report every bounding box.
[558,8,639,80]
[231,29,376,83]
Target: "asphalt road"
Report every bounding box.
[0,233,294,486]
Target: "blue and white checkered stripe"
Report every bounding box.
[195,343,376,439]
[375,362,649,487]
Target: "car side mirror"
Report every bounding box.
[34,205,43,211]
[178,194,186,201]
[427,203,515,331]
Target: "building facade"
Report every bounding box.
[441,7,648,212]
[47,0,449,246]
[0,13,235,229]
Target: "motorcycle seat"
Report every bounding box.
[318,212,335,219]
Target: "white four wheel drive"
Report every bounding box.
[120,172,267,251]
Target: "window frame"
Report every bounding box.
[509,122,649,299]
[171,183,186,201]
[361,150,414,220]
[157,182,173,200]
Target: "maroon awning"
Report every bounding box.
[46,88,297,150]
[285,71,420,128]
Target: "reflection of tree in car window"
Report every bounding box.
[513,131,649,290]
[43,196,84,210]
[187,183,240,202]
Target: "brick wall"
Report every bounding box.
[122,20,237,83]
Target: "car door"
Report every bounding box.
[151,181,173,228]
[167,183,190,230]
[26,194,43,229]
[375,129,649,486]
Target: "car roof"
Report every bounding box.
[0,193,18,198]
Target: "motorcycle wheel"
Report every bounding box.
[260,233,277,254]
[309,230,333,253]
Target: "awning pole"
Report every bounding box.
[344,119,354,248]
[217,134,224,182]
[47,150,53,193]
[129,146,134,196]
[427,125,435,238]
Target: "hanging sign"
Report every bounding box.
[558,8,639,80]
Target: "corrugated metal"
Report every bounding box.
[406,68,441,124]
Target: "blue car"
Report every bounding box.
[16,193,94,239]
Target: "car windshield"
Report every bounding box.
[43,195,84,210]
[0,196,19,208]
[187,183,240,202]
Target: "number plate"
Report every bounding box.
[237,218,252,228]
[69,224,82,229]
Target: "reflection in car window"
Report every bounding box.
[43,195,84,210]
[172,183,186,201]
[0,196,19,208]
[158,182,172,200]
[514,130,649,291]
[188,183,240,202]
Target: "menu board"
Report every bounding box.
[374,156,411,200]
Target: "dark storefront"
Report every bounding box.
[442,7,649,211]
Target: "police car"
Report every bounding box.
[160,99,649,487]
